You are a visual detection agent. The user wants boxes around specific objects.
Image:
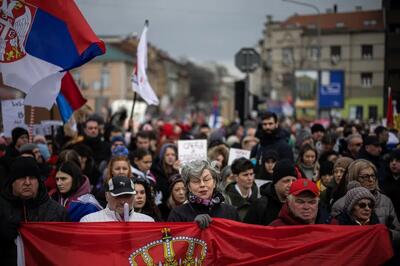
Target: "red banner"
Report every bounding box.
[19,219,393,266]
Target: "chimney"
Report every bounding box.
[333,4,337,13]
[355,6,362,11]
[266,15,273,24]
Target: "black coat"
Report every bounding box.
[336,211,380,225]
[167,201,239,222]
[244,182,283,225]
[251,127,294,179]
[225,182,259,221]
[381,173,400,221]
[0,177,69,266]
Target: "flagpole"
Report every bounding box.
[129,92,137,121]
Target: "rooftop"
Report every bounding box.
[281,9,383,31]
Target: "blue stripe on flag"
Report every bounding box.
[26,9,79,69]
[56,93,73,123]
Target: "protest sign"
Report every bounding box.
[1,99,26,137]
[228,148,250,165]
[178,139,207,164]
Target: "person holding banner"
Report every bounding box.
[168,160,239,228]
[80,176,154,222]
[50,161,102,222]
[270,178,335,226]
[0,157,69,266]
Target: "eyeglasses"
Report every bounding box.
[190,175,213,185]
[358,174,376,180]
[357,202,374,209]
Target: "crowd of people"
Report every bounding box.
[0,110,399,265]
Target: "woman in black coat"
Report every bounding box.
[168,160,239,227]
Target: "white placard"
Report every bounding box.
[228,148,251,165]
[1,99,27,137]
[40,120,63,136]
[178,139,207,164]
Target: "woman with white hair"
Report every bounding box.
[167,160,239,228]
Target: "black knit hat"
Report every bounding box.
[272,159,297,184]
[319,161,334,176]
[9,157,40,183]
[11,127,29,144]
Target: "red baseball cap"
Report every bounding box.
[289,178,319,197]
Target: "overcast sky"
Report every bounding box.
[76,0,381,76]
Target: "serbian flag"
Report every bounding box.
[387,87,394,128]
[18,219,393,265]
[56,72,86,123]
[131,20,159,106]
[0,0,105,109]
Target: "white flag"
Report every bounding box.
[131,20,159,105]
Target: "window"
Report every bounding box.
[336,22,345,28]
[330,46,341,63]
[361,45,373,59]
[368,106,378,121]
[361,72,373,88]
[308,46,320,61]
[363,20,377,26]
[350,106,363,120]
[100,66,110,89]
[307,24,316,29]
[282,47,294,65]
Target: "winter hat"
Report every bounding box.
[9,157,40,183]
[334,157,354,170]
[19,143,38,154]
[112,145,129,157]
[319,161,333,176]
[111,135,125,145]
[389,149,400,161]
[272,159,297,184]
[12,127,29,144]
[262,150,279,165]
[344,181,375,214]
[169,174,184,192]
[58,161,83,194]
[37,143,50,161]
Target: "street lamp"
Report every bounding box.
[282,0,322,117]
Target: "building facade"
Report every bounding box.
[71,36,190,119]
[254,9,385,120]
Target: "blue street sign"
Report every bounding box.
[319,70,344,108]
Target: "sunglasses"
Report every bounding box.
[357,202,374,209]
[358,174,376,180]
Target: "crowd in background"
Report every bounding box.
[0,109,399,265]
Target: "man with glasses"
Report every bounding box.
[270,178,334,226]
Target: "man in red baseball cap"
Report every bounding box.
[270,179,335,226]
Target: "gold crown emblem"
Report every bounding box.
[129,228,208,266]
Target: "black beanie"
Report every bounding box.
[272,159,297,184]
[12,127,29,144]
[319,161,334,176]
[58,161,83,194]
[9,157,40,183]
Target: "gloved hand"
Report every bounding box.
[0,214,21,242]
[194,214,212,229]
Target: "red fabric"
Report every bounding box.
[20,219,393,266]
